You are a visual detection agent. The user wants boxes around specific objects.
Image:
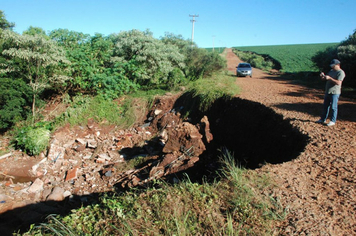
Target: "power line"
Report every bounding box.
[189,14,199,44]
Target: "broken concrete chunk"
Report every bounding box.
[63,139,76,148]
[0,194,10,202]
[31,158,47,173]
[87,140,98,149]
[98,153,111,160]
[159,129,168,143]
[83,155,92,160]
[74,144,86,152]
[154,109,162,115]
[42,188,52,200]
[65,167,79,182]
[47,187,65,201]
[76,138,87,145]
[0,152,12,160]
[28,178,44,193]
[48,144,65,161]
[63,190,72,198]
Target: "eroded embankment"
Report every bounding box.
[107,92,310,187]
[0,92,310,234]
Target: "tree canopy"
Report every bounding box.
[0,10,15,30]
[0,29,70,122]
[312,29,356,87]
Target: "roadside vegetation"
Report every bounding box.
[232,49,275,72]
[233,43,338,73]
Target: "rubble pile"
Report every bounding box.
[0,94,213,214]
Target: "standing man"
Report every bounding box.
[316,59,346,126]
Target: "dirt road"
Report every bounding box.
[225,48,356,235]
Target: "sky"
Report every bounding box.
[1,0,355,48]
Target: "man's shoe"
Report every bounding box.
[327,121,335,126]
[315,119,325,124]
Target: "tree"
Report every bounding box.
[111,29,185,86]
[337,30,356,87]
[23,26,48,38]
[0,78,32,129]
[0,10,15,30]
[49,28,90,49]
[49,29,98,91]
[0,30,70,122]
[312,29,356,88]
[161,32,193,51]
[161,32,226,81]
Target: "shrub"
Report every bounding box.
[166,67,188,89]
[0,78,32,130]
[13,126,50,155]
[91,72,140,100]
[312,30,356,88]
[111,29,185,86]
[233,49,274,71]
[183,47,226,80]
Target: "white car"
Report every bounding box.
[236,63,252,77]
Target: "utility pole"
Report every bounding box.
[189,14,199,44]
[212,35,215,52]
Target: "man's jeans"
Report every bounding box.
[321,94,340,123]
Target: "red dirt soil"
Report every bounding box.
[226,48,356,235]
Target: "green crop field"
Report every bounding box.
[233,43,338,73]
[205,47,226,53]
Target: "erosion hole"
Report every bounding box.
[206,97,309,169]
[175,94,309,172]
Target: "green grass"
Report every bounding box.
[234,43,338,73]
[13,126,50,155]
[52,90,166,130]
[187,71,240,112]
[22,149,285,236]
[53,95,123,127]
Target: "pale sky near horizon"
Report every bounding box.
[1,0,355,48]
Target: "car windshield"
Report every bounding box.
[238,64,251,68]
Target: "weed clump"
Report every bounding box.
[13,126,50,156]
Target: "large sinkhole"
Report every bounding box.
[115,93,310,187]
[174,94,309,175]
